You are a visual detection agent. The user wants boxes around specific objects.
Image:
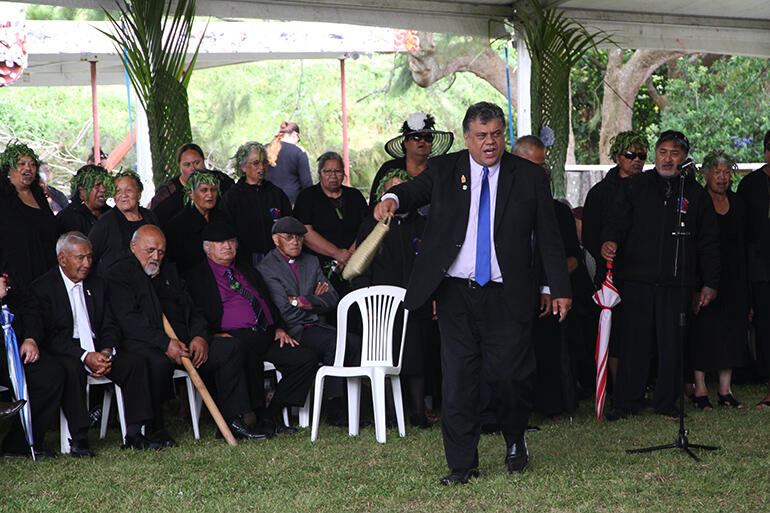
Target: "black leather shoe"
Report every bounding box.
[149,429,178,448]
[69,438,95,458]
[2,445,57,459]
[505,435,529,474]
[222,417,273,440]
[122,433,163,450]
[409,413,431,429]
[605,407,629,421]
[440,468,480,485]
[526,425,541,432]
[0,399,25,421]
[264,416,297,435]
[327,414,371,429]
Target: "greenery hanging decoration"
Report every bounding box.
[514,0,612,196]
[101,0,206,188]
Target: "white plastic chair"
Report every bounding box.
[60,375,127,454]
[173,369,203,439]
[311,285,408,443]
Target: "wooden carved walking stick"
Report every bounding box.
[162,315,238,446]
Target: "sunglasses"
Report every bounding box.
[407,133,434,143]
[621,151,647,161]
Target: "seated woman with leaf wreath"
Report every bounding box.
[56,164,113,235]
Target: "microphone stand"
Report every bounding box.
[626,166,719,462]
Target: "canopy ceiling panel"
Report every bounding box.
[4,1,770,56]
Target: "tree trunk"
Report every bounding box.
[598,49,684,164]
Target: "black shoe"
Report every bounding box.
[122,433,163,451]
[0,399,25,421]
[409,413,431,429]
[2,445,57,459]
[327,414,371,429]
[149,429,178,448]
[717,393,743,408]
[505,435,529,474]
[440,468,480,485]
[605,407,629,421]
[264,416,297,435]
[480,423,500,435]
[88,405,102,429]
[69,438,95,458]
[656,406,686,419]
[526,425,541,432]
[222,417,273,440]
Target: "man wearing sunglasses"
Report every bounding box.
[600,130,720,420]
[368,112,455,206]
[582,131,648,400]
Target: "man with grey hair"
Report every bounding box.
[107,225,266,445]
[375,101,571,484]
[27,231,157,455]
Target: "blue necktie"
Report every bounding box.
[475,166,491,286]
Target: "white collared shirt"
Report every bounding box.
[59,267,95,363]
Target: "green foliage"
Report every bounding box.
[182,169,220,205]
[25,6,110,21]
[71,165,115,198]
[515,0,612,195]
[101,0,205,187]
[0,140,38,170]
[658,56,770,163]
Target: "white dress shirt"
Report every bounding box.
[59,268,96,369]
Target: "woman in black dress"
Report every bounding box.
[89,171,159,275]
[0,141,59,290]
[223,142,292,267]
[293,151,368,296]
[691,150,749,409]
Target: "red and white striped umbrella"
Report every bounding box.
[592,260,621,422]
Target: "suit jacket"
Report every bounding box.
[257,249,339,340]
[186,256,285,334]
[28,266,120,359]
[106,252,210,351]
[388,149,570,320]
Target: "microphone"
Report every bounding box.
[677,157,698,176]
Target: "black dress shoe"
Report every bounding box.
[69,438,95,458]
[122,433,163,451]
[605,407,629,421]
[264,416,297,435]
[149,429,178,448]
[505,435,529,474]
[327,414,371,429]
[222,417,273,440]
[526,425,541,432]
[0,399,25,421]
[440,468,480,485]
[409,413,431,429]
[2,446,57,459]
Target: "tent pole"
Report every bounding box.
[340,58,350,186]
[90,60,101,165]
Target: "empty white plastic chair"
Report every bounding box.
[311,285,408,443]
[60,375,127,454]
[173,369,203,439]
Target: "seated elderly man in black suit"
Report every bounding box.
[185,222,318,434]
[106,225,268,445]
[28,231,157,456]
[258,216,362,426]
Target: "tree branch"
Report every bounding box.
[645,76,669,111]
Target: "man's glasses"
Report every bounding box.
[320,168,344,175]
[621,151,647,161]
[407,133,434,143]
[278,234,304,242]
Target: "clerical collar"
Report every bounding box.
[280,254,295,265]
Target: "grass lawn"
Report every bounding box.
[1,383,768,513]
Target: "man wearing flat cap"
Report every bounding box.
[258,216,361,426]
[185,221,318,434]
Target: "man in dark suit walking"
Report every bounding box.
[375,102,571,484]
[28,231,157,455]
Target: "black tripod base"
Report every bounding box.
[627,430,719,462]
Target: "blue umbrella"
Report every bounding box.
[2,305,35,460]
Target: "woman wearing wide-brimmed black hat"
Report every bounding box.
[368,112,454,207]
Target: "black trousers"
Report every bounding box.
[300,324,362,398]
[615,282,689,413]
[130,336,250,430]
[228,327,317,413]
[55,349,153,438]
[1,350,65,452]
[435,279,535,470]
[751,282,770,377]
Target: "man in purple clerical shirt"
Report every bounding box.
[185,221,318,435]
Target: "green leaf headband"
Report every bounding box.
[71,165,115,198]
[231,141,267,174]
[183,170,220,206]
[1,140,39,170]
[701,149,738,174]
[608,131,648,162]
[112,169,144,192]
[375,168,413,199]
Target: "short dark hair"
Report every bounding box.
[462,102,505,135]
[512,135,545,155]
[763,129,770,150]
[176,143,205,163]
[316,151,344,173]
[656,130,690,154]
